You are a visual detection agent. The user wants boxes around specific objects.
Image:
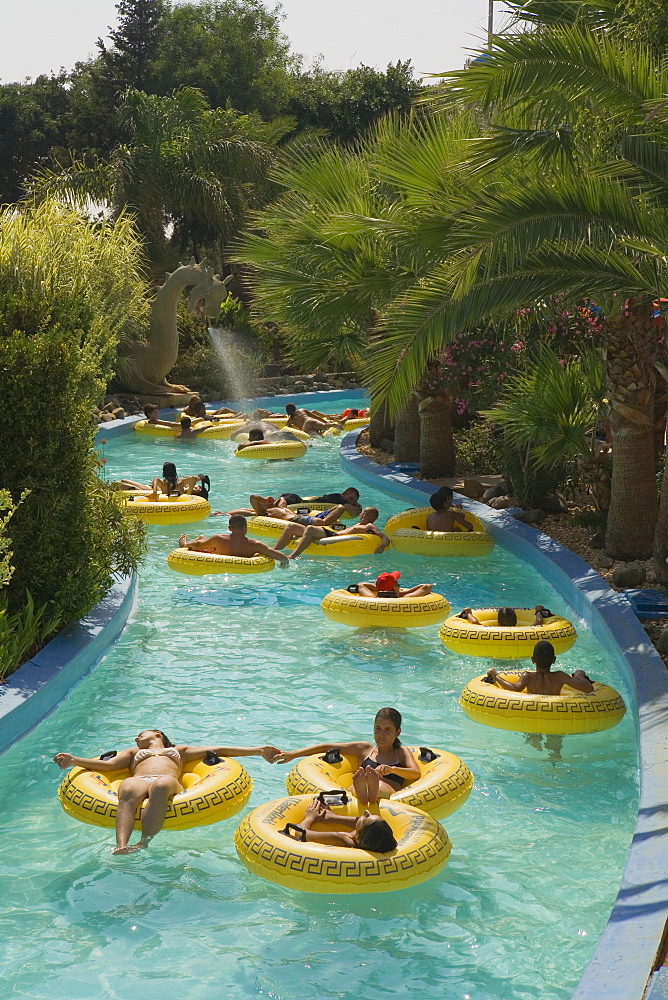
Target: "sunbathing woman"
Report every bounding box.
[275,707,421,804]
[282,796,397,852]
[53,728,280,854]
[119,463,210,500]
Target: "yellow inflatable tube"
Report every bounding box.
[247,516,383,557]
[384,507,494,557]
[233,427,310,442]
[321,589,450,628]
[167,548,275,575]
[234,441,307,460]
[134,419,244,440]
[58,756,252,830]
[124,493,210,525]
[439,608,577,659]
[234,794,451,893]
[460,673,627,735]
[286,746,473,820]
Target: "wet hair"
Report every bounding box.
[342,487,360,500]
[229,514,247,530]
[348,409,359,417]
[249,428,265,441]
[430,487,453,511]
[375,707,402,748]
[285,403,296,415]
[498,607,518,627]
[180,416,191,429]
[162,462,178,492]
[357,818,397,852]
[141,729,174,747]
[193,477,209,501]
[193,400,207,417]
[533,640,556,669]
[143,404,158,418]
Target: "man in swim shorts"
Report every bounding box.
[274,506,390,560]
[357,571,432,599]
[285,403,344,437]
[221,487,361,518]
[179,515,289,566]
[426,487,473,532]
[484,640,595,695]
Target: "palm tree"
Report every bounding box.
[29,87,291,277]
[363,27,668,563]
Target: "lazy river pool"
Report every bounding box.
[0,401,638,1000]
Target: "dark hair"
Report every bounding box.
[194,400,207,416]
[533,640,556,669]
[229,514,247,530]
[180,416,191,429]
[162,462,178,492]
[141,729,174,747]
[357,817,397,852]
[498,607,517,626]
[193,474,209,501]
[143,404,157,417]
[249,428,264,441]
[285,403,296,415]
[430,487,453,511]
[375,707,402,748]
[342,487,360,500]
[348,409,359,417]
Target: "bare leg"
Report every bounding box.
[114,778,149,853]
[136,777,181,847]
[365,767,381,804]
[545,735,563,762]
[288,525,328,559]
[274,523,304,550]
[250,495,275,515]
[352,767,371,806]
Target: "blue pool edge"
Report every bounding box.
[0,572,137,755]
[339,427,668,1000]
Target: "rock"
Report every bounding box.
[613,562,647,588]
[112,407,126,419]
[488,495,514,510]
[379,438,395,452]
[589,531,606,549]
[598,555,615,569]
[539,494,570,514]
[461,478,485,499]
[318,382,332,390]
[657,629,668,656]
[482,483,508,502]
[99,411,115,422]
[343,381,358,389]
[515,508,544,524]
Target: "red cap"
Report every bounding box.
[376,571,400,591]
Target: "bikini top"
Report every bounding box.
[360,755,405,788]
[132,746,181,771]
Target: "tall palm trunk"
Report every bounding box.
[394,392,421,462]
[419,394,456,478]
[604,303,659,559]
[369,399,394,448]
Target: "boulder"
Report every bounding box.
[515,508,544,524]
[461,478,485,499]
[488,495,514,510]
[112,407,126,420]
[613,562,647,588]
[598,555,615,569]
[99,411,115,422]
[589,531,606,549]
[656,629,668,656]
[482,483,508,502]
[379,439,395,453]
[539,494,570,514]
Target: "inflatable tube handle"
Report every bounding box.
[317,789,349,806]
[99,750,118,761]
[203,751,222,765]
[321,749,344,763]
[281,823,307,842]
[418,747,440,763]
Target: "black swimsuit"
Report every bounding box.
[360,756,405,788]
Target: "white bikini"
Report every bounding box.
[131,746,182,782]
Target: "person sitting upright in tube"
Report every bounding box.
[426,487,473,532]
[356,571,432,599]
[485,640,595,695]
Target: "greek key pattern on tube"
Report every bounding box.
[460,688,626,716]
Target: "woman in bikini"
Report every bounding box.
[275,708,421,805]
[118,463,210,500]
[53,729,280,854]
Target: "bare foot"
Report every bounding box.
[365,766,380,805]
[287,553,299,561]
[352,767,369,805]
[112,846,131,855]
[179,534,188,548]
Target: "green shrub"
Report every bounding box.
[502,443,571,507]
[171,339,262,400]
[454,423,504,475]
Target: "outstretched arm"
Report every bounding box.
[372,528,391,554]
[181,744,282,763]
[250,539,290,567]
[274,740,371,765]
[53,748,135,771]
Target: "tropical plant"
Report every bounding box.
[28,87,292,276]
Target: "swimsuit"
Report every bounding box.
[360,756,405,788]
[131,747,181,772]
[295,508,337,527]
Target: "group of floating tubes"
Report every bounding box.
[384,507,494,557]
[134,419,245,440]
[59,754,252,831]
[321,589,450,628]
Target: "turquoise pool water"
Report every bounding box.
[0,406,637,1000]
